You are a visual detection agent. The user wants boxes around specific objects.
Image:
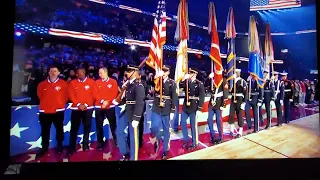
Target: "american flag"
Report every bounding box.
[49,28,104,41]
[250,0,301,11]
[146,0,166,91]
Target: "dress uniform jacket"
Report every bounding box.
[152,78,178,115]
[124,79,146,122]
[231,77,248,102]
[247,78,264,103]
[179,79,205,114]
[208,78,229,110]
[283,80,294,100]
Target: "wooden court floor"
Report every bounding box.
[170,113,320,160]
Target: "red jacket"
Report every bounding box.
[95,77,119,109]
[37,78,68,114]
[68,77,96,110]
[300,82,306,93]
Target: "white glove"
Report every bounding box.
[209,72,214,79]
[233,74,237,79]
[170,113,174,120]
[271,76,275,80]
[220,106,226,110]
[112,99,119,105]
[121,81,129,88]
[240,103,246,110]
[132,120,139,128]
[280,100,283,104]
[154,70,164,79]
[247,76,252,81]
[183,74,190,80]
[257,102,262,107]
[289,99,293,102]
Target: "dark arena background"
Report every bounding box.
[7,0,319,175]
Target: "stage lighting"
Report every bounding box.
[281,49,288,53]
[15,31,21,37]
[130,45,136,50]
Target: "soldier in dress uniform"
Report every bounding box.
[179,68,205,150]
[259,69,274,129]
[113,65,145,161]
[272,71,284,126]
[207,72,229,144]
[245,73,264,133]
[280,71,294,124]
[150,65,177,159]
[228,69,248,138]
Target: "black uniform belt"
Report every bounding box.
[189,96,199,100]
[126,101,136,105]
[155,94,171,100]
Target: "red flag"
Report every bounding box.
[208,2,223,88]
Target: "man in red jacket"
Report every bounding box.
[36,66,68,158]
[94,67,119,150]
[67,67,96,156]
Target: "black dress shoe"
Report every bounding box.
[56,144,63,154]
[36,149,48,159]
[210,138,215,144]
[161,151,169,160]
[187,145,198,151]
[173,129,179,133]
[182,142,188,149]
[285,121,289,124]
[265,126,270,130]
[83,144,89,151]
[97,143,104,151]
[236,134,242,138]
[119,154,130,161]
[66,148,75,157]
[154,140,159,153]
[253,130,259,133]
[215,139,223,145]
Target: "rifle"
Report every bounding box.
[114,57,148,104]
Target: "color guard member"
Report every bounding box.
[228,69,248,138]
[259,69,274,129]
[150,65,177,159]
[280,71,294,124]
[272,71,284,126]
[114,65,145,161]
[207,72,228,144]
[179,68,205,150]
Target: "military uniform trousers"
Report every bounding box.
[228,95,245,127]
[116,114,139,161]
[259,92,272,127]
[180,110,198,146]
[274,99,283,125]
[172,98,180,131]
[245,95,259,131]
[69,109,94,149]
[150,112,171,152]
[283,97,292,123]
[39,111,64,150]
[207,108,223,140]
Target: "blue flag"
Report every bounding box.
[248,52,264,88]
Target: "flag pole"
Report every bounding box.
[159,49,164,107]
[233,53,236,103]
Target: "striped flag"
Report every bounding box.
[146,0,167,91]
[250,0,301,11]
[174,0,189,91]
[49,28,104,41]
[225,7,236,87]
[264,22,274,78]
[208,2,223,89]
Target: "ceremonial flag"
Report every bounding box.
[250,0,301,11]
[264,22,274,78]
[248,16,265,88]
[225,7,236,87]
[174,0,189,91]
[208,2,223,88]
[146,0,166,91]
